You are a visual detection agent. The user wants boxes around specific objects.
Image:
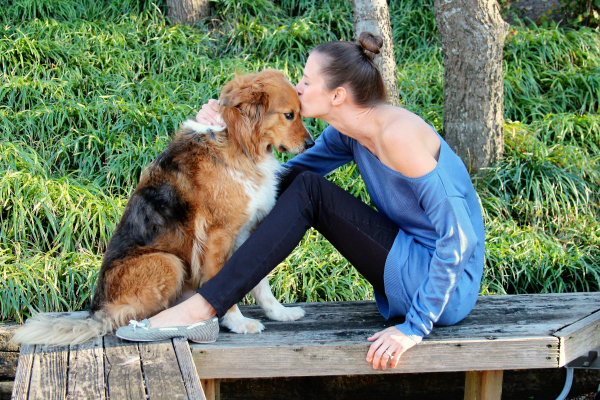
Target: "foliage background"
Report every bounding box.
[1,0,599,322]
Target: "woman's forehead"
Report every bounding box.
[304,53,325,78]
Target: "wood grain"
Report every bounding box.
[11,344,35,400]
[28,345,69,400]
[192,336,558,378]
[138,340,188,400]
[172,338,207,400]
[554,310,600,366]
[103,335,145,400]
[220,293,600,342]
[200,379,220,400]
[189,294,600,378]
[464,370,503,400]
[14,293,600,399]
[67,337,105,400]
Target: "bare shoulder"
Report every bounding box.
[378,109,441,178]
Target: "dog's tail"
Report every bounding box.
[10,310,114,346]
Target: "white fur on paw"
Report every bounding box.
[221,314,265,334]
[265,306,305,322]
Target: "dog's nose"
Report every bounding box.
[304,138,315,149]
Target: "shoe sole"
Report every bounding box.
[115,334,217,343]
[189,338,218,344]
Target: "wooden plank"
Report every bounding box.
[200,379,220,400]
[37,311,90,319]
[191,336,559,379]
[172,338,207,400]
[67,337,105,400]
[138,340,188,400]
[464,370,503,400]
[224,293,600,341]
[11,344,35,400]
[554,309,600,366]
[239,293,600,323]
[103,335,145,400]
[28,345,69,400]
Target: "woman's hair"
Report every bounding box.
[311,31,387,107]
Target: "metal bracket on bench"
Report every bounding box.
[566,347,600,369]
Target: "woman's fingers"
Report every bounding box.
[207,98,220,111]
[196,99,224,127]
[366,326,417,369]
[379,346,393,370]
[366,336,385,363]
[390,348,402,369]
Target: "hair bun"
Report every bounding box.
[358,31,383,61]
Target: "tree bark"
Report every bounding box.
[434,0,509,172]
[167,0,209,24]
[352,0,399,106]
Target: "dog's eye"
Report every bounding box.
[284,112,294,120]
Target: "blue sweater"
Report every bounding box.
[286,125,485,343]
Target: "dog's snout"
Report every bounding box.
[304,138,315,150]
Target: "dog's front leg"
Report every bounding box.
[251,277,305,322]
[220,304,265,334]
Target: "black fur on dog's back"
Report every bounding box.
[90,130,217,312]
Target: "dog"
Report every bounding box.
[11,69,314,346]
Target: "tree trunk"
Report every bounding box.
[434,0,509,172]
[167,0,209,24]
[352,0,399,106]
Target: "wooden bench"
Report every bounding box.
[12,292,600,399]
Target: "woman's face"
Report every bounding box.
[296,53,334,119]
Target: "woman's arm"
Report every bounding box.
[366,195,478,370]
[284,125,354,175]
[397,195,479,340]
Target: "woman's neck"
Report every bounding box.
[323,103,390,154]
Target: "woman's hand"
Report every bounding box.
[196,99,224,127]
[366,326,417,370]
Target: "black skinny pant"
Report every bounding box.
[197,166,401,317]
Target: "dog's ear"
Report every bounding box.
[220,76,267,108]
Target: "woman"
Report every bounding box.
[117,32,485,370]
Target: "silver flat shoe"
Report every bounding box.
[115,317,219,343]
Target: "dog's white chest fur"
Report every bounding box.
[229,156,283,250]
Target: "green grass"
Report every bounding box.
[1,0,599,322]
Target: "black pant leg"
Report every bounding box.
[197,170,400,317]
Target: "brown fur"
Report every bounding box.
[11,69,312,345]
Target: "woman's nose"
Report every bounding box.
[295,82,302,95]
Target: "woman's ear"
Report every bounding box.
[331,87,347,106]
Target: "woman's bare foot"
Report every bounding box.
[148,293,217,328]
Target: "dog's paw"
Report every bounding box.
[265,305,305,322]
[221,315,265,334]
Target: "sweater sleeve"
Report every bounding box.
[284,125,354,175]
[395,195,479,343]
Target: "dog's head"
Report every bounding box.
[219,69,314,158]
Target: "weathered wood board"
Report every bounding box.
[11,293,600,399]
[192,336,558,378]
[139,340,188,399]
[67,337,105,399]
[190,293,600,378]
[103,335,146,400]
[28,345,69,400]
[173,338,207,400]
[554,310,600,366]
[11,344,35,400]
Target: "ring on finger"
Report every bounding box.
[384,349,394,359]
